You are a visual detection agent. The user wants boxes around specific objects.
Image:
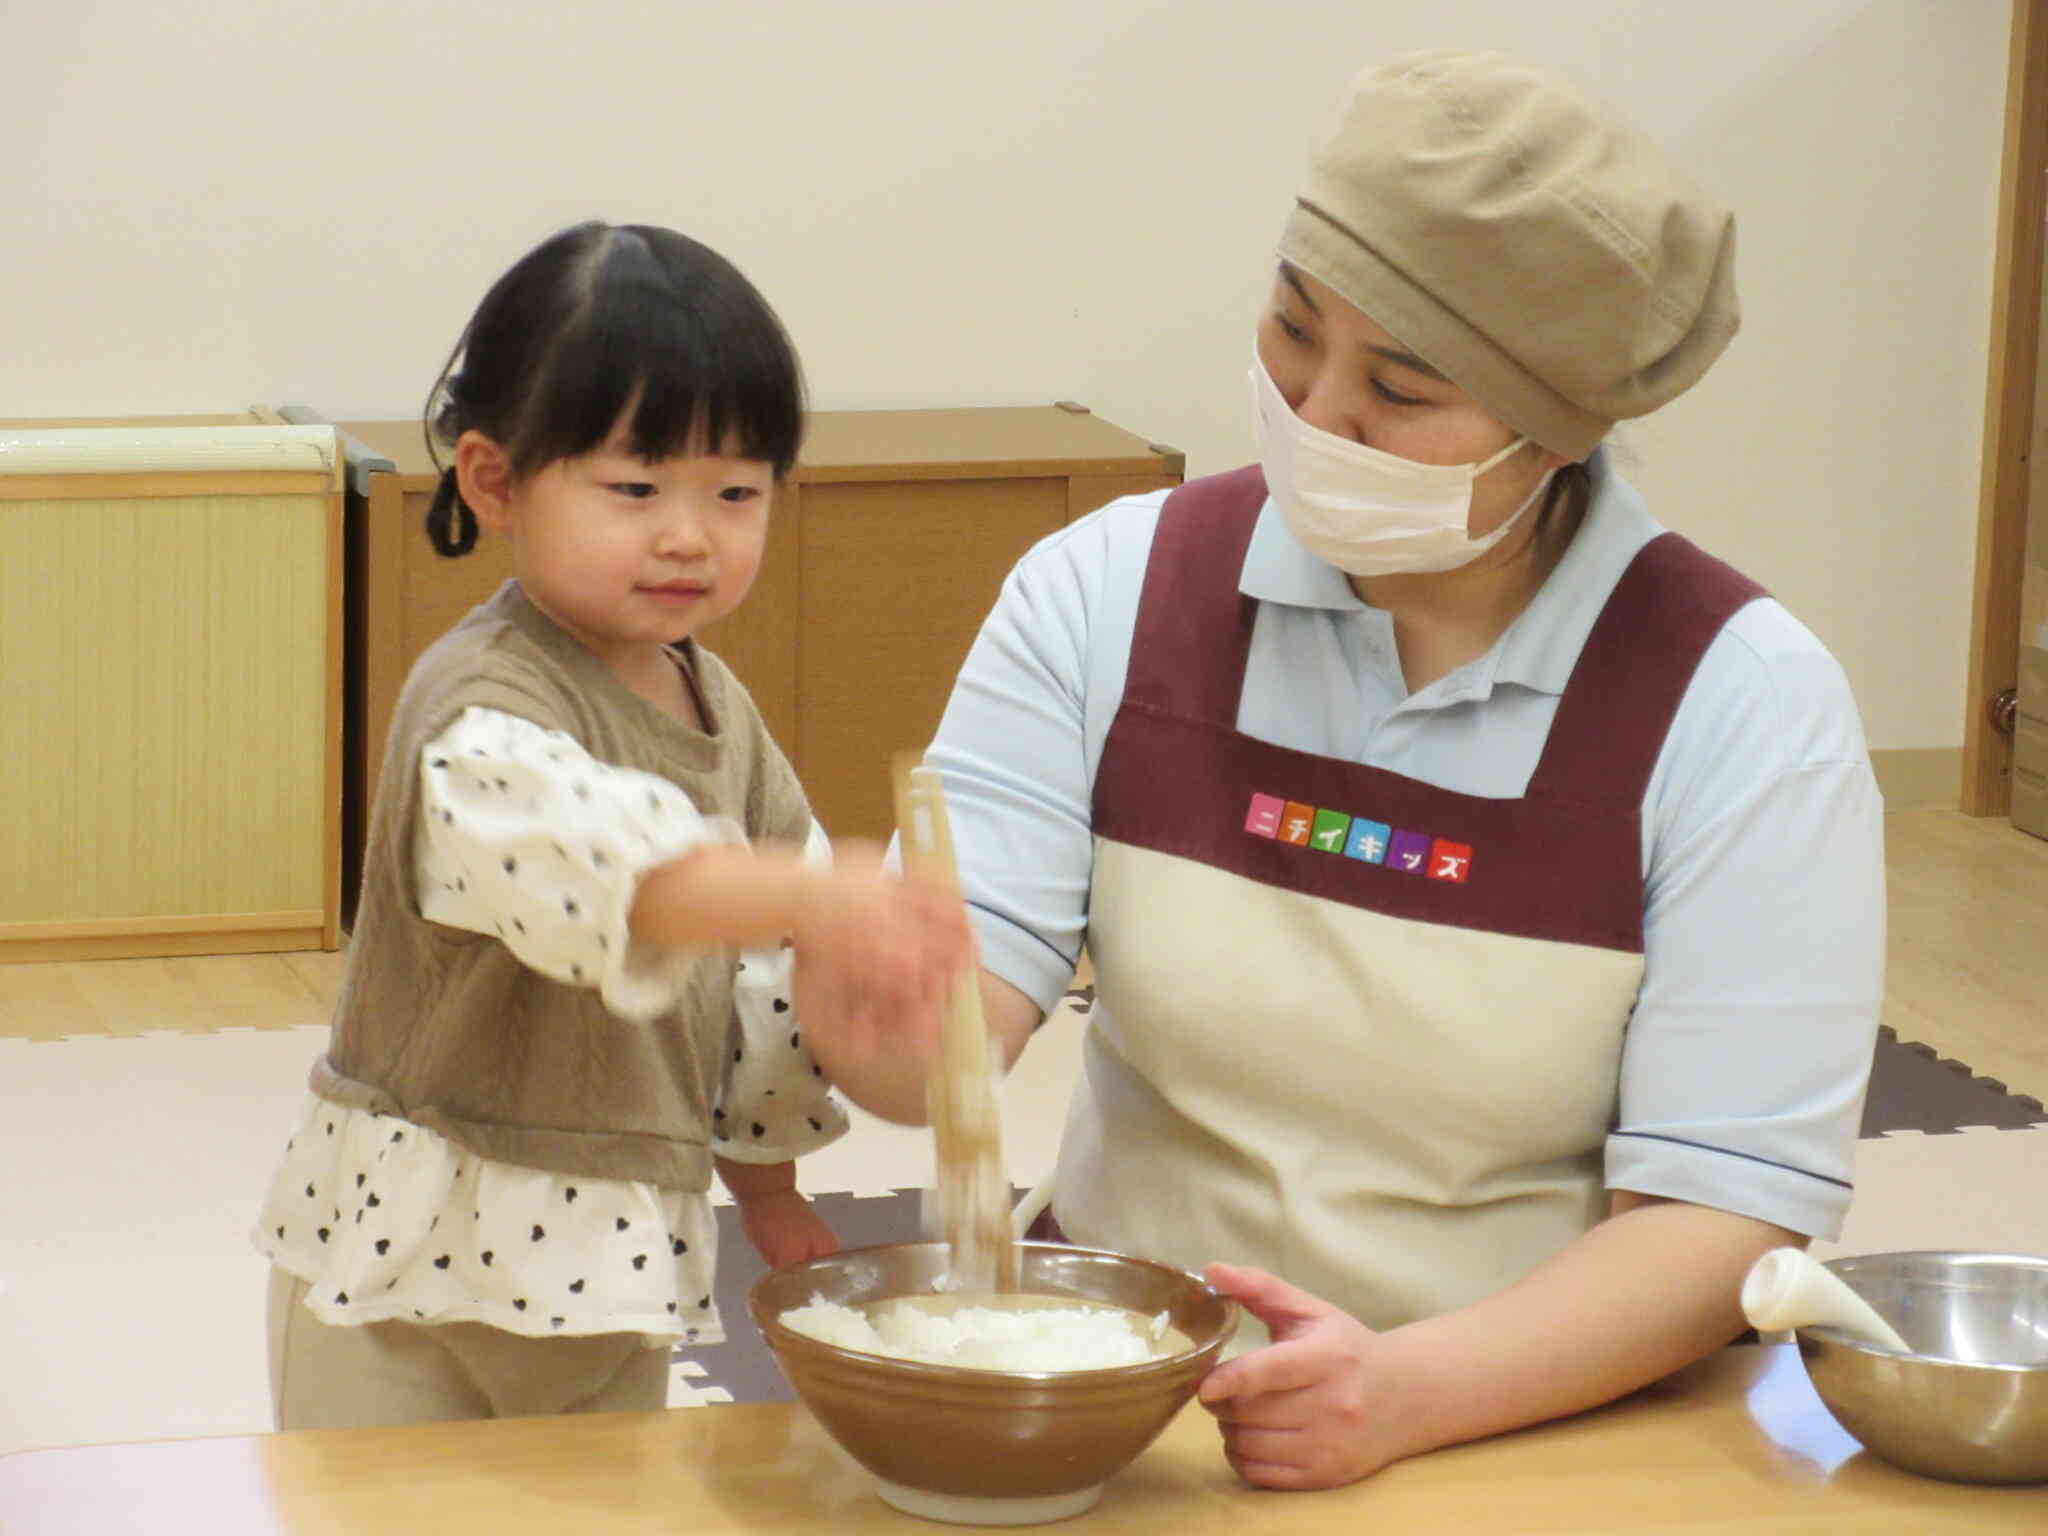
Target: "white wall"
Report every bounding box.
[4,0,2007,751]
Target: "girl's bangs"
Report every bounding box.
[514,259,803,476]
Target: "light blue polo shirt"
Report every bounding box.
[925,450,1885,1239]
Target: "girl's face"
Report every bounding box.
[1254,262,1565,539]
[458,420,772,682]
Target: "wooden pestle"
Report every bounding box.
[892,753,1019,1295]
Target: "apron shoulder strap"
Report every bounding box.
[1122,465,1267,725]
[1529,532,1768,803]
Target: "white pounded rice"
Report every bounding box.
[780,1295,1175,1371]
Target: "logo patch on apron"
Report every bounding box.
[1245,792,1472,882]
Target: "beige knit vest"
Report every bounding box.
[309,582,809,1190]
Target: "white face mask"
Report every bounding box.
[1250,354,1553,577]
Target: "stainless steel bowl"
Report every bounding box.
[749,1240,1237,1524]
[1796,1251,2048,1484]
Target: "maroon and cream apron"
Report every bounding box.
[1049,466,1763,1336]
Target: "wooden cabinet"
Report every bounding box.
[0,411,344,962]
[2015,567,2047,839]
[2015,382,2048,838]
[330,406,1181,916]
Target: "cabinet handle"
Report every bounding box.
[1988,686,2017,737]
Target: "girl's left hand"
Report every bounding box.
[1196,1263,1411,1489]
[735,1188,841,1270]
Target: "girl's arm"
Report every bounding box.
[416,706,966,1035]
[629,843,824,949]
[631,839,970,1059]
[1199,1193,1796,1488]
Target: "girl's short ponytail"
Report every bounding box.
[422,360,480,557]
[424,465,478,557]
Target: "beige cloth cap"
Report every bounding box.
[1278,50,1739,460]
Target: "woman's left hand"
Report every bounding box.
[1197,1262,1411,1489]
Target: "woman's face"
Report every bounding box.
[1255,262,1565,538]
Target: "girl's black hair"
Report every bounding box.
[422,221,806,557]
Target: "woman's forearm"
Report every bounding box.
[1376,1197,1798,1462]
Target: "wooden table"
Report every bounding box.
[2,1346,2039,1532]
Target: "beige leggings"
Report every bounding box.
[266,1268,672,1430]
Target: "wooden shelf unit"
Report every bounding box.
[0,410,344,962]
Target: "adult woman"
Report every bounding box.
[827,50,1883,1489]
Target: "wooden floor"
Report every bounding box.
[2,807,2044,1098]
[0,947,343,1040]
[1879,809,2048,1099]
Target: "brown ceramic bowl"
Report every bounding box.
[748,1240,1238,1525]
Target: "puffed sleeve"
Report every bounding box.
[1606,605,1885,1240]
[710,819,850,1162]
[414,705,744,1022]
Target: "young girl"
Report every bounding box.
[254,221,969,1430]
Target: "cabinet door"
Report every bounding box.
[2015,618,2047,836]
[2014,193,2048,839]
[1,487,339,959]
[695,476,801,754]
[795,477,1070,842]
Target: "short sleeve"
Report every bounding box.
[415,705,744,1022]
[711,820,850,1162]
[922,508,1137,1014]
[1606,607,1885,1240]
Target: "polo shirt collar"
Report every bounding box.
[1237,447,1663,699]
[1241,497,1367,611]
[1489,449,1661,696]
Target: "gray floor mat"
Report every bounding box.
[1861,1025,2046,1136]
